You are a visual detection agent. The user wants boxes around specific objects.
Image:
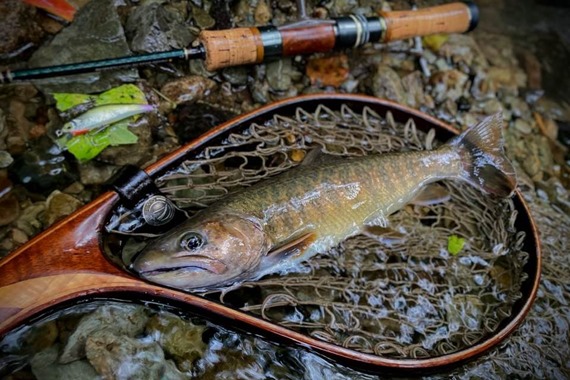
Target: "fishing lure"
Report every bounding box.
[60,103,155,137]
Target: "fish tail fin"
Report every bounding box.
[446,112,517,197]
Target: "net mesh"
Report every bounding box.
[139,105,529,359]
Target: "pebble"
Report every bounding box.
[514,119,533,134]
[0,192,19,226]
[0,150,13,169]
[85,330,169,380]
[44,190,83,226]
[371,64,405,104]
[160,75,216,105]
[254,0,272,24]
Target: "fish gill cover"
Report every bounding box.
[109,105,529,360]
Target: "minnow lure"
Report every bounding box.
[61,104,155,136]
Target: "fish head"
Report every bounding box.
[132,213,269,290]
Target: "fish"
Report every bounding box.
[132,113,516,291]
[61,104,155,136]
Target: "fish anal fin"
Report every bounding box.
[410,183,451,206]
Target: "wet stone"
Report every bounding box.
[28,0,137,94]
[30,345,99,380]
[78,162,118,186]
[44,190,82,226]
[126,2,195,53]
[160,76,216,106]
[266,59,294,92]
[371,64,405,104]
[221,67,249,86]
[255,0,272,24]
[10,138,75,194]
[145,313,206,372]
[0,0,44,56]
[0,193,19,227]
[60,304,149,363]
[14,202,45,238]
[429,69,468,103]
[514,119,533,135]
[191,6,215,29]
[85,330,174,380]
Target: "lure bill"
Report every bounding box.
[60,104,155,136]
[132,113,517,291]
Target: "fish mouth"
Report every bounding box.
[134,254,228,276]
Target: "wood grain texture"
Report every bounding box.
[380,2,472,42]
[199,28,262,71]
[280,23,336,56]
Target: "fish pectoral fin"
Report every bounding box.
[409,183,451,206]
[267,232,317,260]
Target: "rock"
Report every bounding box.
[513,119,533,134]
[146,313,206,371]
[266,59,294,92]
[6,100,35,155]
[306,55,349,88]
[30,345,99,380]
[255,0,272,24]
[0,0,44,56]
[85,330,171,380]
[221,67,249,86]
[78,162,118,185]
[28,0,137,94]
[522,52,542,91]
[534,97,570,123]
[439,34,484,67]
[159,76,216,108]
[486,66,527,93]
[429,69,468,103]
[191,6,215,29]
[24,321,59,353]
[401,71,432,109]
[0,171,18,227]
[10,136,75,194]
[126,2,195,53]
[481,98,504,115]
[44,190,83,226]
[15,202,45,237]
[11,228,28,245]
[60,304,149,363]
[0,192,18,227]
[371,64,405,104]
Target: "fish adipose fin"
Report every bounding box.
[448,112,516,197]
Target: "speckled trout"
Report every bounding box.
[132,113,516,290]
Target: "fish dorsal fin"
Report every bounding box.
[410,183,451,206]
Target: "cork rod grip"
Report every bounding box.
[199,28,263,71]
[379,2,476,42]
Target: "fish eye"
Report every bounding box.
[179,232,204,251]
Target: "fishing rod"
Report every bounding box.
[0,2,478,83]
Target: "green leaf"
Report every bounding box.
[53,93,94,112]
[65,123,139,162]
[54,84,147,162]
[53,84,147,112]
[107,123,139,145]
[94,84,147,106]
[447,235,466,256]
